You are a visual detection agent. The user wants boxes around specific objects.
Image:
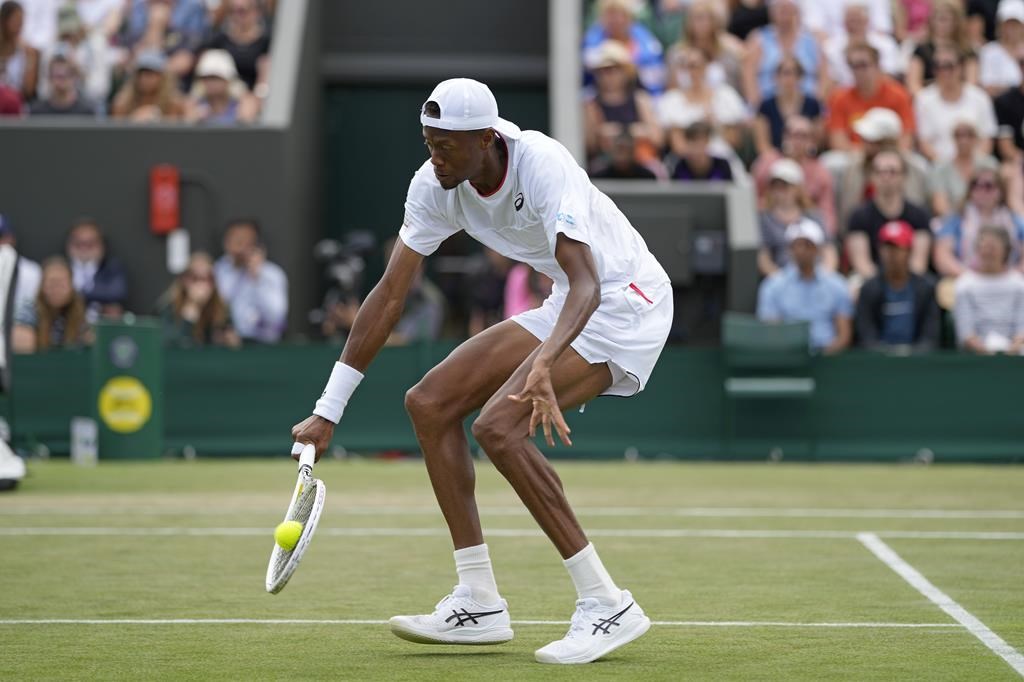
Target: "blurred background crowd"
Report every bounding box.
[582,0,1024,355]
[6,0,1024,357]
[0,0,273,122]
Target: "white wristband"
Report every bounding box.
[313,362,364,424]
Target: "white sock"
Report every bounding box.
[563,543,620,605]
[454,543,500,605]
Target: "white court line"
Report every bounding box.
[1,527,1023,540]
[0,618,961,629]
[1,506,1021,519]
[858,532,1024,677]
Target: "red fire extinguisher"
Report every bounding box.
[150,164,180,235]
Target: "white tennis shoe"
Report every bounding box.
[535,589,651,664]
[389,585,514,645]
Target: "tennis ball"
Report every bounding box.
[274,520,303,551]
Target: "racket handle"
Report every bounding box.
[297,443,316,469]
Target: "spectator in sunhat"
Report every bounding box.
[184,48,259,124]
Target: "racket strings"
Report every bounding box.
[289,480,320,526]
[268,478,323,584]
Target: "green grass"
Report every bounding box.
[1,459,1022,680]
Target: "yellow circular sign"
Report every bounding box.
[98,376,152,434]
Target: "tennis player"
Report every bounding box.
[292,78,671,664]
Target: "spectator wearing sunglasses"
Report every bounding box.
[934,167,1024,277]
[914,45,997,163]
[827,42,915,152]
[752,55,822,155]
[846,149,932,282]
[929,118,1001,217]
[822,1,904,90]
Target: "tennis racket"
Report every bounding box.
[265,443,326,594]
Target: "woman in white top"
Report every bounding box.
[905,0,978,96]
[660,45,748,151]
[664,0,746,93]
[913,44,997,163]
[978,0,1024,97]
[823,1,904,91]
[0,1,38,101]
[954,226,1024,354]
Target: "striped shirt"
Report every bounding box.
[953,270,1024,346]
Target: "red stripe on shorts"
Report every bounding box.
[629,283,653,304]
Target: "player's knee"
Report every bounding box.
[471,412,513,453]
[404,383,434,423]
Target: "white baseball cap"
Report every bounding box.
[420,78,521,139]
[853,107,903,142]
[195,49,238,81]
[997,0,1024,23]
[785,218,825,246]
[769,158,805,186]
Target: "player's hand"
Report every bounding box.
[290,415,334,462]
[508,364,572,447]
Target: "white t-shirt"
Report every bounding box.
[658,86,748,128]
[399,130,669,297]
[800,0,893,37]
[914,83,998,162]
[824,32,905,87]
[954,269,1024,347]
[978,42,1024,90]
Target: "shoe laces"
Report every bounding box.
[565,597,601,639]
[433,585,472,612]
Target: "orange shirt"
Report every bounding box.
[826,78,915,145]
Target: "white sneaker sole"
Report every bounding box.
[389,617,514,645]
[534,615,651,664]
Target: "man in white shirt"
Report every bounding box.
[823,1,904,88]
[291,78,671,665]
[801,0,893,39]
[213,219,288,343]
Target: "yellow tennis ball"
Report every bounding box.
[274,521,303,551]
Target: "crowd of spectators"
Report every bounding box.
[583,0,1024,354]
[8,213,288,353]
[0,0,273,123]
[6,0,1024,356]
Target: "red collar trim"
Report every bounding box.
[471,136,508,198]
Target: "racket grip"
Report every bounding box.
[298,443,316,469]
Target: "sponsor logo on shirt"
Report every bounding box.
[514,192,524,211]
[556,212,575,226]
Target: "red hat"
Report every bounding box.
[0,85,22,117]
[879,220,914,249]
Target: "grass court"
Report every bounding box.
[1,459,1022,680]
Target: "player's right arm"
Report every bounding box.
[291,239,424,460]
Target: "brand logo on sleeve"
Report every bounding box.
[514,192,524,211]
[556,212,575,226]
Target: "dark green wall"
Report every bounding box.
[323,85,550,243]
[8,345,1024,462]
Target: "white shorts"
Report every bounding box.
[511,281,673,397]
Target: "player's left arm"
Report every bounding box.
[509,234,600,447]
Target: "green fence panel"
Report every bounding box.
[92,320,164,459]
[10,345,1024,462]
